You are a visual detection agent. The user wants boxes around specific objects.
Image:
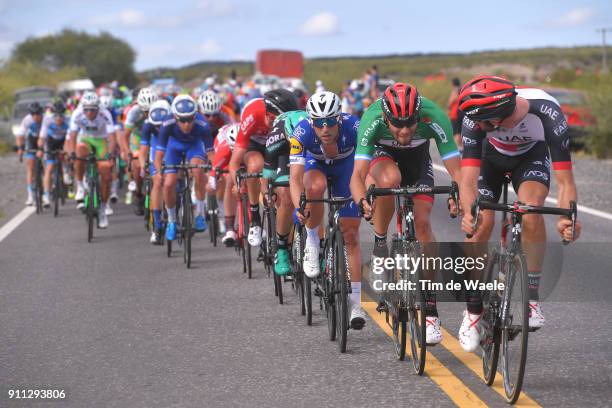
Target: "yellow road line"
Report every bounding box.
[362,302,487,408]
[438,327,541,407]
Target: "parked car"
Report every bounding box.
[11,87,55,137]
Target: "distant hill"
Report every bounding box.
[139,46,604,93]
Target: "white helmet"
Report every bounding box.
[137,87,158,111]
[171,94,197,118]
[148,99,171,126]
[306,91,341,119]
[99,95,113,110]
[198,90,222,115]
[81,91,99,109]
[219,123,239,149]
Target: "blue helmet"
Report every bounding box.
[171,94,197,118]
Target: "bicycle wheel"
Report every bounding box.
[501,250,529,404]
[406,240,426,375]
[86,179,94,243]
[334,229,349,353]
[292,224,306,316]
[183,190,193,268]
[482,246,501,386]
[53,165,61,218]
[390,239,407,361]
[34,159,43,214]
[241,194,252,279]
[325,243,337,341]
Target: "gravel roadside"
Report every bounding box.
[1,151,611,229]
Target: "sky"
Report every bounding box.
[1,0,611,71]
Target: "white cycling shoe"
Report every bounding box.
[105,204,114,216]
[75,185,85,201]
[426,316,443,345]
[222,230,237,247]
[25,193,34,206]
[529,301,546,328]
[303,244,320,278]
[98,210,109,229]
[458,310,484,352]
[350,302,367,330]
[42,194,51,208]
[247,225,262,247]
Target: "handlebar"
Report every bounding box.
[365,181,460,217]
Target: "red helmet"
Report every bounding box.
[381,83,421,127]
[458,75,517,121]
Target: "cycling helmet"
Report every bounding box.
[458,75,517,121]
[28,102,43,115]
[219,123,239,149]
[198,90,222,115]
[148,99,171,126]
[137,87,158,111]
[306,91,341,119]
[263,88,298,115]
[381,83,421,128]
[99,95,113,110]
[171,94,197,118]
[51,99,66,115]
[81,92,100,109]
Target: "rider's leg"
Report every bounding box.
[369,158,401,253]
[244,150,264,223]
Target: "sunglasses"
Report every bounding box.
[83,108,98,113]
[385,114,419,129]
[177,116,195,123]
[312,116,339,129]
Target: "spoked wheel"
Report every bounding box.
[482,246,501,386]
[35,160,43,214]
[390,239,407,360]
[500,250,529,404]
[406,240,426,375]
[53,167,61,218]
[334,230,349,353]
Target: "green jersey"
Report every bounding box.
[355,98,460,161]
[273,110,308,136]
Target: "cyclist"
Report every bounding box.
[197,90,233,138]
[154,95,214,241]
[264,104,308,275]
[228,89,299,247]
[350,83,461,344]
[458,75,582,351]
[67,91,117,228]
[140,99,171,244]
[289,91,366,329]
[38,99,70,208]
[15,102,44,206]
[100,94,121,207]
[208,124,239,246]
[122,87,158,215]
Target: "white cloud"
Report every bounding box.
[299,11,339,36]
[89,9,147,29]
[550,8,593,28]
[199,39,221,57]
[0,39,13,60]
[118,10,147,27]
[196,0,237,17]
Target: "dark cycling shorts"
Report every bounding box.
[263,121,290,182]
[246,139,266,156]
[369,140,435,203]
[45,138,66,164]
[478,141,551,203]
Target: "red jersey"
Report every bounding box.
[235,98,270,149]
[211,137,231,177]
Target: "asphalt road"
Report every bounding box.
[1,169,611,407]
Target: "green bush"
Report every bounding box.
[585,76,612,158]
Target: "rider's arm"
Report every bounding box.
[428,104,461,182]
[289,164,305,209]
[350,106,380,204]
[229,114,252,184]
[458,117,485,214]
[350,159,370,205]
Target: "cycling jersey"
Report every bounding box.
[355,98,459,161]
[125,104,148,152]
[235,98,270,149]
[69,107,115,140]
[40,116,69,141]
[157,117,214,174]
[141,120,161,175]
[15,114,42,139]
[264,110,308,181]
[290,113,359,165]
[461,88,571,170]
[211,136,232,178]
[290,113,360,217]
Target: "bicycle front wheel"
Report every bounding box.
[334,229,349,353]
[482,246,501,386]
[501,250,529,404]
[183,192,193,268]
[241,194,252,279]
[53,166,61,217]
[406,240,426,375]
[390,239,407,361]
[325,243,337,342]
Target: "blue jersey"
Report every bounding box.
[289,113,359,165]
[140,120,159,148]
[157,117,214,153]
[40,116,69,141]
